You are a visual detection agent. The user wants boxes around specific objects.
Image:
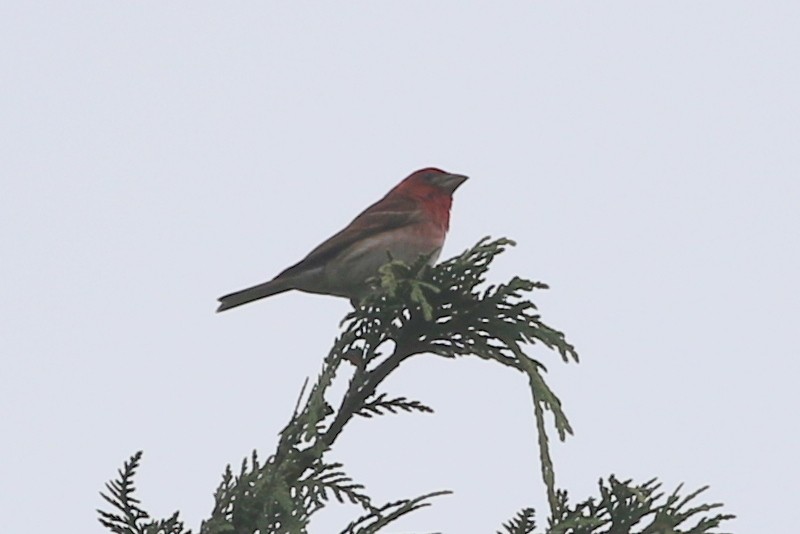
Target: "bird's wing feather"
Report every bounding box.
[277,195,421,278]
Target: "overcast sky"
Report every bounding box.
[2,2,798,533]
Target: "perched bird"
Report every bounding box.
[216,167,468,312]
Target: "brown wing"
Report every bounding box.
[276,194,421,278]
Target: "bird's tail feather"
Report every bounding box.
[216,279,292,312]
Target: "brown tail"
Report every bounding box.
[216,279,293,312]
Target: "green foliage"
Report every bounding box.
[499,507,537,534]
[359,237,577,516]
[338,490,452,534]
[98,237,733,534]
[547,477,735,533]
[355,392,434,418]
[97,451,189,534]
[198,450,374,534]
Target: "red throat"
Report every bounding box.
[423,194,452,232]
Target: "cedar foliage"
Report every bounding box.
[98,238,734,533]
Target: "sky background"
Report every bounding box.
[2,2,798,533]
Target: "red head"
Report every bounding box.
[392,167,469,198]
[389,167,468,232]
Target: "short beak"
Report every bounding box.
[435,173,469,194]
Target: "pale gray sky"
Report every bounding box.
[2,2,798,533]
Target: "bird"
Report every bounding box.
[216,167,468,312]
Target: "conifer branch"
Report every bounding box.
[98,237,733,534]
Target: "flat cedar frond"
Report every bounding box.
[338,490,452,534]
[498,507,537,534]
[344,238,579,520]
[355,392,434,418]
[299,462,371,509]
[548,477,735,534]
[347,238,579,372]
[98,451,190,534]
[143,512,189,534]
